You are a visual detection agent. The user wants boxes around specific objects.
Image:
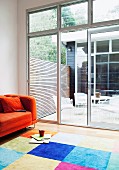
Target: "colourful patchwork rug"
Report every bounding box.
[0,129,119,170]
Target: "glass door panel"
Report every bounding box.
[29,35,57,121]
[88,26,119,129]
[61,30,87,126]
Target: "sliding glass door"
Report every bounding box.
[88,25,119,129]
[60,30,88,126]
[27,0,119,129]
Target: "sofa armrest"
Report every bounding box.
[20,96,37,122]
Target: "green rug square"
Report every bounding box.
[1,136,39,153]
[107,153,119,170]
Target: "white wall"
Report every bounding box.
[18,0,63,94]
[0,0,18,95]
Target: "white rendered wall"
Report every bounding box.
[18,0,63,94]
[0,0,18,94]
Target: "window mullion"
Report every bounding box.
[88,0,92,25]
[57,5,61,124]
[28,29,58,38]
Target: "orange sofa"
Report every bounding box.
[0,94,37,137]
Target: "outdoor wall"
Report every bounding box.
[18,0,64,94]
[67,42,75,103]
[0,0,18,94]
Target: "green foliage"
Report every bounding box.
[30,6,77,65]
[61,45,66,64]
[30,35,57,63]
[30,9,57,32]
[30,36,66,64]
[62,7,76,27]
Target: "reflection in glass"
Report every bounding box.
[112,40,119,52]
[110,54,119,62]
[61,1,88,28]
[109,63,119,90]
[96,54,108,63]
[96,41,109,53]
[96,64,108,91]
[29,8,57,32]
[93,0,119,23]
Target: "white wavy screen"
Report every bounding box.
[30,58,70,118]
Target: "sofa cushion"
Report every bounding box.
[1,97,24,113]
[0,111,32,133]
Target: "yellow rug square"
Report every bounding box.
[77,136,116,152]
[4,154,60,170]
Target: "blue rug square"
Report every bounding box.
[0,147,24,169]
[63,146,111,170]
[28,142,75,161]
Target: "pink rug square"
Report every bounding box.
[55,162,96,170]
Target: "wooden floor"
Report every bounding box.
[36,121,119,140]
[1,122,119,145]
